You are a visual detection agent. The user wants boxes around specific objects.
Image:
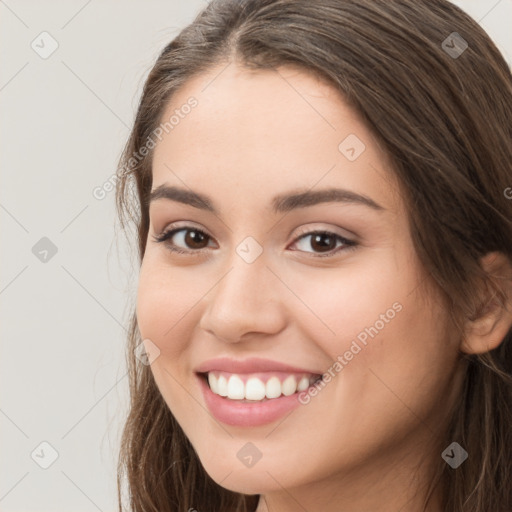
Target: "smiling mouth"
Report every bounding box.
[198,371,323,402]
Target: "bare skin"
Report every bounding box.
[136,63,510,511]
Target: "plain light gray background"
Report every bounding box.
[1,1,511,511]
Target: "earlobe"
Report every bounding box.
[460,252,512,355]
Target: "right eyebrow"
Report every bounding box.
[149,185,217,213]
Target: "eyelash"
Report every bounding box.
[152,225,358,258]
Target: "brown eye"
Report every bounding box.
[153,227,213,254]
[183,229,209,249]
[309,233,338,252]
[290,230,357,258]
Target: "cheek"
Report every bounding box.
[136,258,202,361]
[283,254,407,359]
[135,259,205,416]
[334,285,457,441]
[290,250,454,407]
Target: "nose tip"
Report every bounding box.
[198,262,286,344]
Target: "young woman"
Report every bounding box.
[115,1,512,510]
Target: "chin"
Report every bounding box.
[203,462,288,495]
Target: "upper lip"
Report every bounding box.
[195,357,322,375]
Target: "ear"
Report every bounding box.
[460,251,512,355]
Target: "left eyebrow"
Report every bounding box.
[271,187,385,213]
[148,184,385,214]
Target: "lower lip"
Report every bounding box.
[197,374,306,427]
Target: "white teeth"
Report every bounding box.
[297,376,310,392]
[227,375,245,399]
[217,375,228,397]
[282,375,297,396]
[245,377,266,400]
[206,372,316,401]
[208,372,218,394]
[265,376,282,399]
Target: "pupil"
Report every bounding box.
[312,233,335,252]
[186,230,207,248]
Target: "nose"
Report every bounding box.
[198,253,286,344]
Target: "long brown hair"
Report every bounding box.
[115,1,512,510]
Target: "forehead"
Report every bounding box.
[151,63,400,215]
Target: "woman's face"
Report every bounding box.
[137,64,464,505]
